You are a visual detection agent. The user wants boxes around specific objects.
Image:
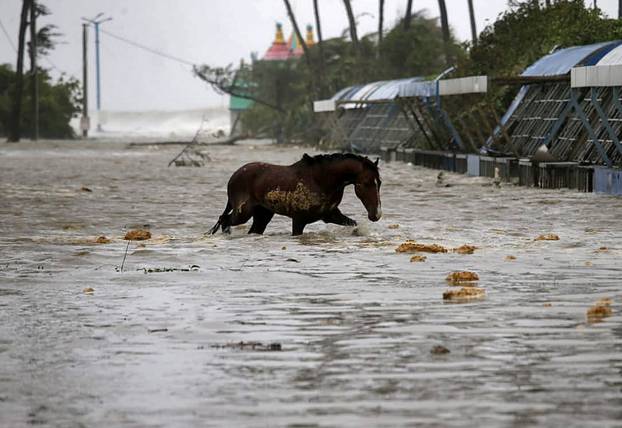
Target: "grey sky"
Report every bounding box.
[0,0,618,111]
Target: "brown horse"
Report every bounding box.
[209,153,382,236]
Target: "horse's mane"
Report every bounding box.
[298,153,379,173]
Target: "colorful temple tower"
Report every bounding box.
[264,23,315,61]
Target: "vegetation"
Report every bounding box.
[198,0,622,144]
[0,64,81,139]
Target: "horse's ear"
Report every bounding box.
[374,158,379,166]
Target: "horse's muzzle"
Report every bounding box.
[368,208,382,222]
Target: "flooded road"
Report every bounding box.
[1,140,621,427]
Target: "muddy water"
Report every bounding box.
[1,140,621,427]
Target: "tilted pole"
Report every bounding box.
[81,23,89,138]
[30,0,38,140]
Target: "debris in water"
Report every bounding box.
[585,261,593,267]
[95,236,111,244]
[211,341,282,351]
[124,229,152,241]
[80,186,92,192]
[142,265,200,273]
[505,255,517,261]
[453,244,477,254]
[282,246,287,250]
[543,303,552,307]
[388,224,400,229]
[443,287,485,302]
[586,298,613,324]
[410,255,426,263]
[535,233,559,241]
[395,240,448,253]
[595,246,609,253]
[446,271,479,284]
[83,287,94,294]
[431,345,450,355]
[148,328,168,333]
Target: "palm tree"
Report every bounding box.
[313,0,327,94]
[378,0,385,57]
[437,0,451,65]
[8,0,32,142]
[342,0,359,56]
[404,0,413,30]
[467,0,477,46]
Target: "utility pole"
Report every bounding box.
[82,13,112,132]
[81,23,89,138]
[30,0,38,140]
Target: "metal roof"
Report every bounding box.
[330,77,428,104]
[521,41,621,76]
[594,43,622,65]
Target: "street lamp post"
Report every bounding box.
[82,13,112,132]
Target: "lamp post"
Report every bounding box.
[82,13,112,132]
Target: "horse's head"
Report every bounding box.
[354,158,382,222]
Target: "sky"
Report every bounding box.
[0,0,618,112]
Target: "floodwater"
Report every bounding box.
[1,140,621,427]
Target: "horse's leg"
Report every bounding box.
[228,202,254,232]
[292,218,307,236]
[322,208,357,227]
[248,206,274,234]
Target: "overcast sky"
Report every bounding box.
[0,0,617,111]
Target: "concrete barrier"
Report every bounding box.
[593,167,622,195]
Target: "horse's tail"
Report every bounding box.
[209,201,232,234]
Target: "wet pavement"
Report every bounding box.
[0,140,621,427]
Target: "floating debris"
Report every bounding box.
[586,298,613,324]
[543,303,552,307]
[453,244,477,254]
[395,240,448,253]
[388,224,400,229]
[95,236,111,244]
[410,255,427,263]
[443,287,486,302]
[83,287,94,294]
[431,345,450,355]
[595,246,609,253]
[535,233,560,241]
[124,229,152,241]
[80,186,92,192]
[505,255,517,261]
[446,271,479,284]
[211,341,282,352]
[141,265,200,274]
[148,328,168,333]
[585,261,593,267]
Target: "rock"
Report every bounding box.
[534,233,559,241]
[443,287,485,302]
[446,271,479,284]
[453,244,477,254]
[431,345,450,355]
[396,240,448,253]
[410,255,426,263]
[124,229,152,241]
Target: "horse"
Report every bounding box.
[209,153,382,236]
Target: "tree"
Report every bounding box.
[313,0,327,95]
[404,0,414,30]
[283,0,317,97]
[378,0,385,56]
[342,0,359,56]
[8,0,32,142]
[467,0,477,45]
[437,0,451,65]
